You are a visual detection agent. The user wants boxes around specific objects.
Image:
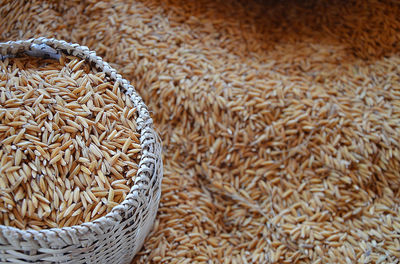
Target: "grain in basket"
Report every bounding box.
[0,54,141,230]
[0,38,162,264]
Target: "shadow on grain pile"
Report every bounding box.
[155,0,400,61]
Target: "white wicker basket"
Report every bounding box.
[0,38,163,264]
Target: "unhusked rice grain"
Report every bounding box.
[0,55,141,230]
[2,0,400,263]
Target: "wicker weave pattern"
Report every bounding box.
[0,38,163,264]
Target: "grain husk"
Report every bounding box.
[2,0,400,263]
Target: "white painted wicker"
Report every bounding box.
[0,38,163,264]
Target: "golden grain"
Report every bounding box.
[0,55,141,229]
[2,0,400,262]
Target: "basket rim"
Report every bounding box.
[0,37,160,238]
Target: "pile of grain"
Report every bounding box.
[1,0,400,262]
[0,55,141,230]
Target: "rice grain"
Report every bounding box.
[2,0,400,262]
[0,55,141,229]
